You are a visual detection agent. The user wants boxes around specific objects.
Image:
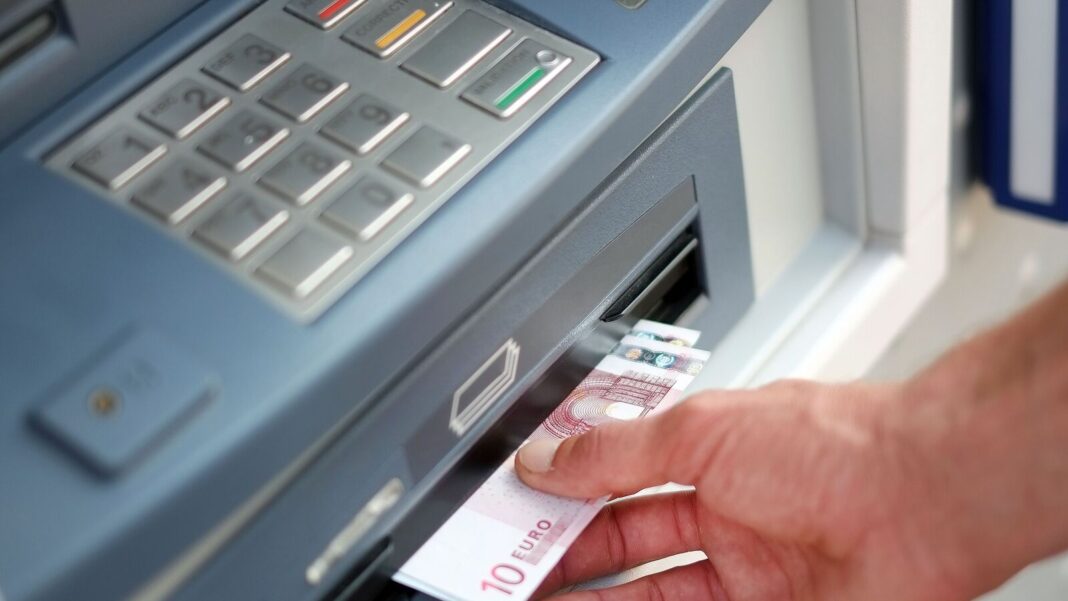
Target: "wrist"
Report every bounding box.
[898,349,1068,597]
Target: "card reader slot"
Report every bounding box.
[601,227,702,324]
[0,10,55,71]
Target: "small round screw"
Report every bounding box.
[88,389,121,417]
[536,50,560,67]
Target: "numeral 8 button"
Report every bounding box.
[259,142,352,206]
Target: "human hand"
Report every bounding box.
[514,381,979,601]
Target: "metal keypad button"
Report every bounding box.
[320,94,409,155]
[322,174,414,240]
[256,229,353,298]
[198,110,290,172]
[342,0,453,58]
[261,64,349,123]
[402,11,510,88]
[462,39,572,118]
[139,79,230,139]
[286,0,367,29]
[194,195,289,260]
[131,160,227,224]
[203,34,291,92]
[259,142,352,205]
[381,126,470,188]
[72,128,167,190]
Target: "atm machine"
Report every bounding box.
[0,0,952,600]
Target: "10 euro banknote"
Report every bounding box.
[394,321,710,601]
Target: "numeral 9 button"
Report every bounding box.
[320,94,409,155]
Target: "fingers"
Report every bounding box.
[545,560,727,601]
[533,492,704,597]
[516,398,723,499]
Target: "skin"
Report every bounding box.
[515,281,1068,601]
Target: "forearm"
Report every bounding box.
[903,280,1068,594]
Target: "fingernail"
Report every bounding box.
[518,439,562,473]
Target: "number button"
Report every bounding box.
[320,94,409,155]
[321,174,414,241]
[194,195,289,261]
[261,64,349,123]
[72,127,167,190]
[202,34,291,92]
[258,142,351,206]
[131,160,227,225]
[198,110,290,172]
[139,79,230,139]
[381,126,470,188]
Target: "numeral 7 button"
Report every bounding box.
[194,195,289,261]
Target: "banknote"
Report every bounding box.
[629,319,701,347]
[395,322,709,601]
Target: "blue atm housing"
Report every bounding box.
[0,1,767,599]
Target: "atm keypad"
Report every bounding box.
[50,0,598,321]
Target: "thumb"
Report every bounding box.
[515,397,718,499]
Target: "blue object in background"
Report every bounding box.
[980,0,1068,221]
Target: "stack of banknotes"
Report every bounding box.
[395,320,710,601]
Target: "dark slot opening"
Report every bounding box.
[0,10,55,72]
[601,226,703,324]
